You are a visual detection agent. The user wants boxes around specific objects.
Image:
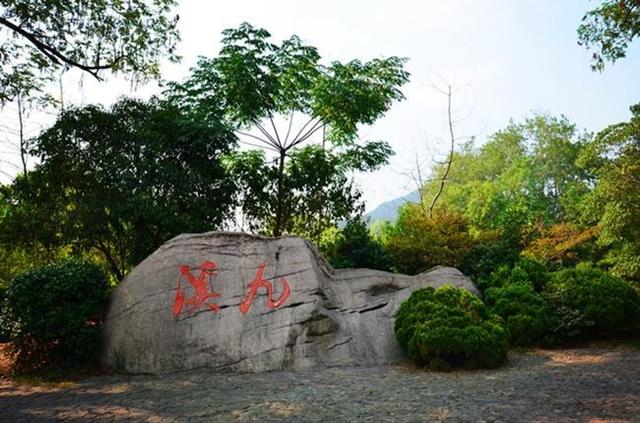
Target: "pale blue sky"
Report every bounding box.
[1,0,639,211]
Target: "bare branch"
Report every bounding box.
[286,116,316,148]
[284,110,295,145]
[237,139,280,152]
[236,130,280,150]
[17,94,27,175]
[268,114,283,149]
[254,121,280,147]
[429,85,455,218]
[432,158,455,165]
[414,154,426,214]
[0,158,20,173]
[286,119,323,150]
[421,73,450,96]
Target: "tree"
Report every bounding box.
[523,223,600,268]
[419,114,589,230]
[319,218,392,271]
[578,103,640,280]
[398,114,592,281]
[578,0,640,71]
[227,143,391,243]
[169,23,409,236]
[0,0,180,103]
[426,84,457,219]
[0,98,237,280]
[381,205,475,275]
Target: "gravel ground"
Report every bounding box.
[1,346,639,422]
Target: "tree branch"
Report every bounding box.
[429,85,455,218]
[236,130,280,150]
[254,121,280,148]
[237,138,280,152]
[0,16,123,80]
[286,119,323,151]
[286,116,316,149]
[268,114,283,149]
[17,94,27,175]
[284,110,295,144]
[414,154,426,214]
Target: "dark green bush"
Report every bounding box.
[394,285,508,370]
[481,257,550,292]
[323,218,392,271]
[3,258,111,368]
[545,264,640,338]
[460,228,522,285]
[514,257,550,291]
[484,283,552,347]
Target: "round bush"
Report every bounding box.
[482,257,550,292]
[394,285,508,370]
[3,258,111,367]
[485,283,552,347]
[546,264,640,336]
[514,257,550,292]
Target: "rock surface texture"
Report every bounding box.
[102,232,480,374]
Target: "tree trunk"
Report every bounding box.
[273,150,287,237]
[17,94,27,176]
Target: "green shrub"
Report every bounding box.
[481,257,549,292]
[514,257,550,291]
[3,258,111,368]
[383,207,475,275]
[485,283,552,347]
[545,264,640,338]
[321,218,392,271]
[394,285,508,370]
[460,222,525,286]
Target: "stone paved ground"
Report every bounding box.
[1,347,639,422]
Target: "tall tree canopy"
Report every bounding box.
[379,114,596,277]
[0,0,180,102]
[419,114,590,230]
[226,143,391,243]
[169,22,409,237]
[578,0,640,71]
[0,98,236,279]
[578,103,640,280]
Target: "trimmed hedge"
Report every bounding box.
[485,283,552,347]
[545,264,640,337]
[482,257,550,292]
[2,258,111,368]
[394,285,508,370]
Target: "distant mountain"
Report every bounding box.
[364,191,419,224]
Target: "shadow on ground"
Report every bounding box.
[1,346,639,422]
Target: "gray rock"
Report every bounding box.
[102,231,480,374]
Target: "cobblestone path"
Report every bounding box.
[1,347,639,422]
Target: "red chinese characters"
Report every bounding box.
[239,262,291,314]
[172,260,291,317]
[172,260,221,317]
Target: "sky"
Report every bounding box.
[1,0,639,212]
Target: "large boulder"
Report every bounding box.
[102,232,480,374]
